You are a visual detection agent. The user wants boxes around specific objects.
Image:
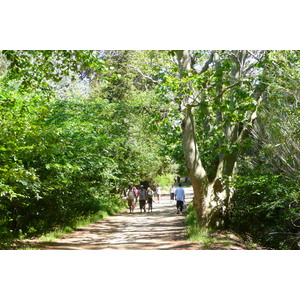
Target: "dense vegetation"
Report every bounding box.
[0,50,174,248]
[230,53,300,249]
[0,50,299,249]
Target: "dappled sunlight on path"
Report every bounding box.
[41,192,247,250]
[43,196,201,250]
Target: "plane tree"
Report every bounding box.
[158,50,270,227]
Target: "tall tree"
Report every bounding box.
[161,50,269,227]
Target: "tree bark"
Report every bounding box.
[181,104,209,225]
[176,51,239,227]
[176,51,215,226]
[176,50,266,228]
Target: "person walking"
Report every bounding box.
[156,184,162,203]
[138,185,147,213]
[147,187,154,212]
[174,183,185,215]
[133,185,139,204]
[169,184,175,202]
[126,184,136,213]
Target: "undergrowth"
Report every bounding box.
[184,202,259,249]
[7,196,127,249]
[184,203,217,247]
[38,211,110,243]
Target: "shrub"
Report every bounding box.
[231,172,300,249]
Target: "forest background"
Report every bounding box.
[1,2,300,300]
[1,50,299,250]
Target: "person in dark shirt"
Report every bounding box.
[138,185,147,213]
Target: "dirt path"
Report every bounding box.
[41,196,198,250]
[39,194,248,250]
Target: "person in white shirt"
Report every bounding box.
[174,183,185,215]
[169,184,175,202]
[126,185,136,213]
[156,184,162,203]
[147,187,154,212]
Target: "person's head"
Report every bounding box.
[147,187,151,191]
[140,185,144,189]
[179,183,182,187]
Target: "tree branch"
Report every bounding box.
[237,94,264,143]
[129,65,159,83]
[199,51,215,74]
[213,81,241,100]
[246,50,267,62]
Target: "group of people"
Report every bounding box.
[125,185,155,213]
[125,183,186,215]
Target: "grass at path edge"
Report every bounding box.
[14,202,127,250]
[184,202,261,249]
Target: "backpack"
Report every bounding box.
[127,190,135,200]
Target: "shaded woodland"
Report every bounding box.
[0,50,299,249]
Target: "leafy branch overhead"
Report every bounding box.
[0,50,299,250]
[2,50,106,92]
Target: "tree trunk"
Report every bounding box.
[181,98,237,227]
[176,51,220,227]
[181,104,209,226]
[176,50,239,228]
[175,50,267,228]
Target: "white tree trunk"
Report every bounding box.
[177,50,240,227]
[181,104,209,225]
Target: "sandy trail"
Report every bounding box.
[40,192,247,250]
[42,195,202,250]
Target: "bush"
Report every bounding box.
[231,172,300,249]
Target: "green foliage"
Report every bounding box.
[2,50,105,94]
[154,174,177,191]
[91,50,176,183]
[155,50,270,180]
[2,50,300,251]
[0,85,130,246]
[184,202,201,228]
[184,203,220,247]
[229,50,300,249]
[252,50,300,178]
[38,198,124,244]
[0,50,175,247]
[231,170,300,249]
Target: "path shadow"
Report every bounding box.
[41,199,196,250]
